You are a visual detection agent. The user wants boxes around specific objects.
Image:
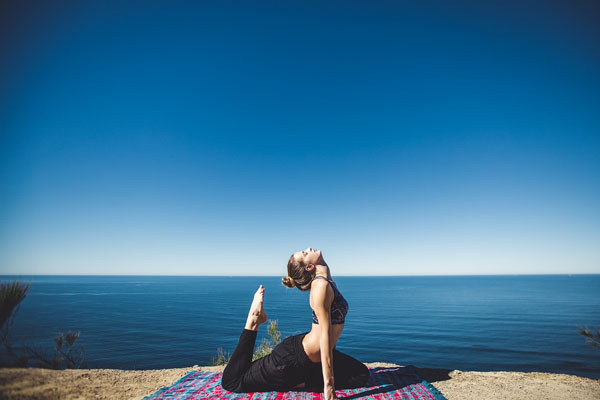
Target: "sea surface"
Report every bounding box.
[1,275,599,379]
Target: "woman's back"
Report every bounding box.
[302,276,346,363]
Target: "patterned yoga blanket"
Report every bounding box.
[141,365,447,400]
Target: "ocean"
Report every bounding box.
[1,275,599,379]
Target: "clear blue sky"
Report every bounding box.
[1,1,599,275]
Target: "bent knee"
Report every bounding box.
[353,364,371,386]
[221,378,242,392]
[359,363,369,375]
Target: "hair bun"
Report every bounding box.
[281,276,296,288]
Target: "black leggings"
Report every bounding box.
[221,329,370,393]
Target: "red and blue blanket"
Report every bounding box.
[142,365,447,399]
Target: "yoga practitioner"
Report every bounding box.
[221,247,370,399]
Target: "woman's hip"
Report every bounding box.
[267,332,315,383]
[270,332,305,358]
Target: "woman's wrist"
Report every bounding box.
[324,381,335,393]
[324,384,336,400]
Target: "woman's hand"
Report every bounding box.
[324,383,340,400]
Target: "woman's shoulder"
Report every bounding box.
[311,275,334,287]
[310,276,336,299]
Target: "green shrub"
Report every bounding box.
[212,320,282,366]
[210,347,231,366]
[0,280,86,369]
[578,326,600,350]
[252,320,281,361]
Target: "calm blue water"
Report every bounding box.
[1,275,599,379]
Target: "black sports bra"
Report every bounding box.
[311,276,349,325]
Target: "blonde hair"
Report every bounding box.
[281,253,314,291]
[281,276,296,288]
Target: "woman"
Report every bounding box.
[221,248,369,400]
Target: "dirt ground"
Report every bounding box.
[0,362,598,400]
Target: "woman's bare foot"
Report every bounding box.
[245,285,267,331]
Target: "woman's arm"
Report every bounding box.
[312,280,337,399]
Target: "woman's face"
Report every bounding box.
[293,247,322,268]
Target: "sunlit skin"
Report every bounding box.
[245,247,342,400]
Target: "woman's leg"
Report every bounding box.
[220,329,258,392]
[221,285,267,392]
[331,349,370,389]
[229,333,308,393]
[305,349,370,391]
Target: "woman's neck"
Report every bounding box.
[314,264,331,280]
